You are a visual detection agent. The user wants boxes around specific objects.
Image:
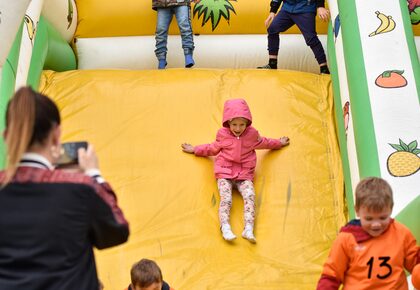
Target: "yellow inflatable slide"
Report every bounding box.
[39,69,345,289]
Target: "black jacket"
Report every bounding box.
[0,164,129,290]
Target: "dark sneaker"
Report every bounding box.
[320,65,330,74]
[257,64,277,69]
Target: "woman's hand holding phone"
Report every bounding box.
[78,145,99,172]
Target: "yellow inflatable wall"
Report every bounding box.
[39,69,346,290]
[74,0,329,37]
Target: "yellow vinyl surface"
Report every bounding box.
[39,69,345,290]
[74,0,329,37]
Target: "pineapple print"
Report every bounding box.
[387,139,420,177]
[193,0,236,31]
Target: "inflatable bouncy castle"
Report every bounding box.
[0,0,419,289]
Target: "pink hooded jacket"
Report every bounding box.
[194,99,283,180]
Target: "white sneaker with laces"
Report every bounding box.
[221,224,236,241]
[242,225,256,243]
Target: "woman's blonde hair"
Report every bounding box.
[2,87,60,184]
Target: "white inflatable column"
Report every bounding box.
[0,1,31,67]
[15,0,45,89]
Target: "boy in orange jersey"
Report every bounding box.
[317,177,420,290]
[126,259,174,290]
[412,264,420,289]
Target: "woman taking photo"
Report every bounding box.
[0,87,129,289]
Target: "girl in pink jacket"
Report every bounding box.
[181,99,289,242]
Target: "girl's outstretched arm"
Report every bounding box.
[181,143,195,154]
[182,130,224,156]
[254,135,290,150]
[279,136,290,146]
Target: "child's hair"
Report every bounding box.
[131,259,163,288]
[3,86,60,184]
[228,117,249,125]
[355,177,394,212]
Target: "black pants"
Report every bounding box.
[267,10,327,64]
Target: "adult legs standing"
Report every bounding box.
[258,10,294,69]
[155,8,173,69]
[292,12,329,73]
[174,5,195,67]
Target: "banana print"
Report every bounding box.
[67,0,73,29]
[385,15,396,32]
[24,15,36,45]
[369,11,396,37]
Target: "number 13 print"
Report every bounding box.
[367,256,392,279]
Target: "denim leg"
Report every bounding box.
[267,10,294,55]
[292,13,326,64]
[155,8,174,60]
[174,6,194,55]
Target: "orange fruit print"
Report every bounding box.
[375,70,408,88]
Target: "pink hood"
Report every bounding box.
[222,99,252,127]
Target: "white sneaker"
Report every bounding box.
[242,225,256,243]
[221,224,236,241]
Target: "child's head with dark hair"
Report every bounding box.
[355,177,394,237]
[131,259,163,290]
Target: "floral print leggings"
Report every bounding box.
[217,178,255,227]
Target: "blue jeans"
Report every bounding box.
[267,10,326,65]
[155,6,194,60]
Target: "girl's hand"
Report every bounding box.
[78,144,99,171]
[280,136,290,146]
[265,13,275,28]
[181,143,195,154]
[317,7,330,22]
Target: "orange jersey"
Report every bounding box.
[317,220,419,290]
